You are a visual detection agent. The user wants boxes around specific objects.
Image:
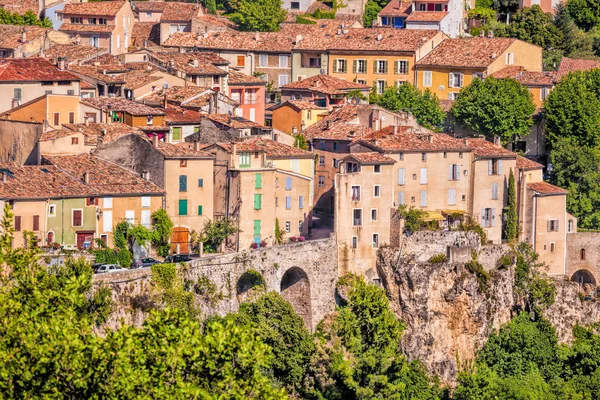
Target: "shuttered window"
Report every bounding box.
[255,173,262,189]
[33,215,39,231]
[299,196,304,209]
[198,178,204,187]
[420,190,427,207]
[254,194,262,210]
[197,205,203,216]
[286,196,291,209]
[14,216,21,231]
[420,168,427,184]
[141,210,151,228]
[285,177,292,190]
[491,183,499,200]
[398,191,405,205]
[72,210,82,227]
[448,189,456,205]
[178,199,187,216]
[179,175,187,192]
[398,168,405,185]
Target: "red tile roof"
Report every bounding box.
[416,38,517,68]
[292,20,352,51]
[272,100,327,111]
[0,0,39,16]
[45,44,108,64]
[235,137,313,159]
[131,22,161,48]
[346,152,396,165]
[163,105,202,124]
[160,2,201,22]
[302,105,365,140]
[204,114,267,129]
[439,99,454,112]
[39,129,80,142]
[59,24,116,33]
[43,153,163,195]
[358,126,471,153]
[140,85,211,106]
[281,74,370,95]
[406,11,448,21]
[465,138,516,159]
[379,0,412,17]
[134,1,168,12]
[81,97,165,116]
[228,70,266,85]
[148,51,228,76]
[0,58,80,83]
[555,57,600,82]
[328,28,440,52]
[490,66,555,86]
[527,181,568,195]
[516,155,543,170]
[0,25,50,50]
[62,122,144,145]
[62,1,126,16]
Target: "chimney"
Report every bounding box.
[376,33,383,41]
[255,31,260,41]
[491,52,497,59]
[84,116,89,126]
[296,34,303,44]
[479,30,485,38]
[393,125,397,135]
[101,129,106,136]
[1,172,7,183]
[83,171,90,184]
[191,59,199,67]
[163,93,168,109]
[194,141,200,151]
[75,34,81,45]
[57,56,66,71]
[487,30,494,38]
[20,27,26,43]
[493,135,501,146]
[144,40,148,48]
[152,134,159,148]
[142,170,150,180]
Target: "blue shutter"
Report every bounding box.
[179,175,187,192]
[299,196,304,209]
[285,177,292,190]
[286,196,291,209]
[198,178,204,187]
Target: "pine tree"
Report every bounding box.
[205,0,218,15]
[504,168,518,241]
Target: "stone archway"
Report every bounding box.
[236,270,265,303]
[571,269,597,286]
[281,267,312,330]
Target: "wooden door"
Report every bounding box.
[170,228,189,254]
[76,231,94,249]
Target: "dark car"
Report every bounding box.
[131,258,162,268]
[164,254,192,263]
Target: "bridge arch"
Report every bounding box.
[280,267,312,330]
[571,269,597,286]
[236,270,266,303]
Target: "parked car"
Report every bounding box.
[131,258,161,268]
[95,264,126,274]
[164,254,192,263]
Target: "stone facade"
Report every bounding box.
[566,232,600,286]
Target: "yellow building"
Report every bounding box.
[271,100,328,135]
[327,28,447,93]
[415,37,543,100]
[490,66,555,108]
[1,94,81,129]
[80,97,166,127]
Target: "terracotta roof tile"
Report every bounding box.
[379,0,412,17]
[153,140,214,159]
[417,38,517,68]
[490,66,555,86]
[163,105,202,124]
[69,64,125,83]
[148,52,228,76]
[516,155,543,170]
[0,58,80,82]
[306,1,334,13]
[346,151,396,165]
[292,20,350,51]
[45,44,108,64]
[43,154,163,195]
[62,122,144,145]
[0,0,39,15]
[134,1,168,12]
[282,74,369,94]
[465,138,516,159]
[235,137,313,159]
[160,2,201,22]
[302,105,363,140]
[0,25,50,50]
[62,1,125,16]
[406,11,447,22]
[228,70,266,85]
[59,23,115,33]
[205,114,268,129]
[121,70,162,90]
[527,181,568,195]
[39,129,80,142]
[81,97,165,116]
[0,163,95,200]
[328,28,440,52]
[359,126,471,153]
[272,100,327,111]
[131,22,161,48]
[555,57,600,82]
[439,99,453,112]
[140,85,212,106]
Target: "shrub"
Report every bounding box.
[398,204,427,233]
[429,253,448,264]
[296,15,316,24]
[116,248,131,268]
[465,253,490,291]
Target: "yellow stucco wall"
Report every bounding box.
[531,193,567,275]
[329,53,416,89]
[3,200,48,248]
[38,132,87,156]
[272,106,302,135]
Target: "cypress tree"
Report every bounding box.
[504,168,518,241]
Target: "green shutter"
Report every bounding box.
[197,205,203,215]
[373,60,378,74]
[178,199,187,216]
[352,59,357,73]
[172,127,182,141]
[255,173,262,189]
[394,60,399,75]
[383,60,388,74]
[254,194,262,210]
[332,59,338,73]
[253,220,261,235]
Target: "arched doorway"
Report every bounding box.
[281,267,312,330]
[571,269,596,286]
[236,270,265,303]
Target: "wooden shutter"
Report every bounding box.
[286,196,291,209]
[197,205,203,216]
[299,196,304,209]
[254,194,262,210]
[178,199,187,216]
[253,220,261,236]
[33,215,39,231]
[14,216,21,231]
[420,190,427,207]
[179,175,187,191]
[72,210,82,226]
[420,168,427,184]
[448,73,454,88]
[332,59,338,73]
[398,168,405,185]
[383,60,388,74]
[448,164,454,180]
[69,112,74,124]
[398,191,405,205]
[285,177,292,190]
[491,208,496,227]
[352,60,357,73]
[488,160,493,175]
[394,60,399,75]
[255,173,262,189]
[454,164,460,180]
[373,60,378,74]
[53,112,59,126]
[498,159,503,174]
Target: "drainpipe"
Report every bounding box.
[61,197,65,245]
[532,195,537,252]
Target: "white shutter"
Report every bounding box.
[449,73,454,88]
[491,208,496,227]
[398,191,405,205]
[491,183,498,199]
[125,210,134,224]
[498,159,503,174]
[423,71,432,87]
[488,160,493,175]
[398,168,405,185]
[448,188,456,205]
[141,210,151,228]
[420,190,427,206]
[448,164,454,180]
[103,210,113,232]
[142,196,151,208]
[481,208,487,227]
[103,197,113,208]
[458,73,464,87]
[420,168,427,184]
[454,164,460,180]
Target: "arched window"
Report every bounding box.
[581,248,586,261]
[47,231,53,244]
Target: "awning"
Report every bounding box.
[440,209,466,215]
[424,211,444,221]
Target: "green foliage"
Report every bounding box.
[240,269,266,290]
[312,8,336,19]
[116,248,132,267]
[363,0,382,27]
[497,253,515,269]
[345,88,368,102]
[514,242,556,315]
[467,7,497,20]
[505,5,562,49]
[451,77,536,144]
[430,253,448,263]
[0,9,52,27]
[151,263,198,316]
[113,221,129,250]
[293,133,308,150]
[504,168,518,241]
[296,15,317,24]
[492,0,519,14]
[465,252,490,291]
[274,218,285,244]
[93,247,118,264]
[205,0,218,14]
[229,0,287,32]
[375,84,446,131]
[200,218,238,253]
[151,209,174,257]
[567,0,600,30]
[195,274,221,306]
[397,204,427,234]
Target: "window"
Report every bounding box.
[179,175,187,192]
[372,233,379,248]
[318,176,325,187]
[420,168,427,184]
[473,72,484,80]
[346,162,359,173]
[357,79,367,85]
[396,60,408,74]
[171,127,182,141]
[550,242,555,252]
[397,168,405,185]
[146,12,152,17]
[488,159,502,175]
[319,156,325,166]
[420,190,427,207]
[71,137,79,145]
[279,54,288,68]
[373,185,380,197]
[285,177,292,190]
[145,115,153,125]
[48,204,56,217]
[448,92,459,100]
[239,152,250,167]
[103,210,112,232]
[419,3,426,9]
[374,165,381,173]
[86,197,98,206]
[291,1,300,9]
[334,59,347,73]
[72,210,82,227]
[178,199,188,216]
[309,57,321,68]
[89,17,97,24]
[351,186,360,201]
[353,209,362,226]
[491,183,499,200]
[253,220,261,242]
[505,52,514,65]
[13,88,21,101]
[70,17,82,23]
[90,35,99,48]
[254,194,262,210]
[14,216,21,231]
[376,80,385,94]
[481,208,495,228]
[141,210,151,228]
[459,152,463,159]
[285,221,291,233]
[376,60,388,74]
[117,35,121,49]
[299,196,304,209]
[548,220,559,232]
[67,90,74,96]
[352,236,358,249]
[213,76,220,85]
[448,188,456,205]
[332,158,339,168]
[371,209,378,221]
[581,248,586,260]
[421,152,427,162]
[237,55,245,67]
[259,53,268,67]
[180,159,187,167]
[103,197,112,208]
[278,74,289,86]
[569,219,574,233]
[333,141,339,151]
[68,112,74,124]
[449,72,464,88]
[141,196,151,208]
[398,191,405,205]
[423,71,432,87]
[448,164,460,180]
[33,215,39,231]
[286,196,291,209]
[541,87,550,100]
[299,220,303,233]
[355,59,367,74]
[53,112,60,126]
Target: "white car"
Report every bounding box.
[95,264,126,274]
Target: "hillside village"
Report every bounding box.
[0,0,597,289]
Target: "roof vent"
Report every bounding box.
[479,30,485,38]
[376,33,383,41]
[487,30,494,38]
[83,171,90,184]
[349,130,356,137]
[254,31,260,41]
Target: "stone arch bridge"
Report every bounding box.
[94,237,338,331]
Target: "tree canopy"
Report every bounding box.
[0,9,52,27]
[450,77,536,144]
[229,0,287,32]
